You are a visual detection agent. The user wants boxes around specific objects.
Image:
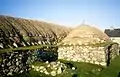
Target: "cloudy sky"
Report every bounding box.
[0,0,120,30]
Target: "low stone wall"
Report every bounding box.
[0,50,34,77]
[110,43,120,59]
[58,46,107,66]
[0,47,58,77]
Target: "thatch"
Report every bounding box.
[0,15,71,48]
[60,24,110,45]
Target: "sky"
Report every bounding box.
[0,0,120,30]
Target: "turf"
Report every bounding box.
[99,55,120,77]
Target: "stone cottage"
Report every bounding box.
[58,24,119,66]
[105,28,120,44]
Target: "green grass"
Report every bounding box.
[99,55,120,77]
[59,60,104,77]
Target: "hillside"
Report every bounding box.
[0,15,71,48]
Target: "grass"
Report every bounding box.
[99,55,120,77]
[59,60,104,77]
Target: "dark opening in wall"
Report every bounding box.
[35,46,58,62]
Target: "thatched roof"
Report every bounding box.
[60,24,110,45]
[0,15,71,48]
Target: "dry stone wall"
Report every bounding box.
[0,50,32,77]
[58,43,120,66]
[58,46,107,66]
[110,44,120,59]
[0,46,58,77]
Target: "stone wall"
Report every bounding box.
[110,43,120,59]
[0,47,58,77]
[0,50,33,77]
[110,37,120,44]
[58,46,107,66]
[105,43,120,66]
[58,44,120,66]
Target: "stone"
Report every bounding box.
[95,61,99,65]
[31,42,35,45]
[40,70,43,73]
[7,62,11,66]
[13,43,18,47]
[10,69,14,73]
[45,61,49,64]
[54,67,57,70]
[7,72,12,76]
[43,68,47,72]
[92,57,97,61]
[97,69,101,71]
[36,68,40,71]
[52,65,57,68]
[27,42,30,45]
[1,64,4,67]
[85,60,89,63]
[14,67,19,72]
[72,58,77,61]
[22,42,26,46]
[20,70,23,73]
[90,60,94,63]
[50,62,57,65]
[16,61,19,66]
[31,65,35,68]
[50,71,56,76]
[57,68,62,74]
[44,71,49,75]
[100,62,106,66]
[35,42,38,45]
[66,58,71,61]
[16,58,18,61]
[39,66,44,70]
[72,67,76,70]
[0,43,3,48]
[47,64,50,68]
[57,61,61,64]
